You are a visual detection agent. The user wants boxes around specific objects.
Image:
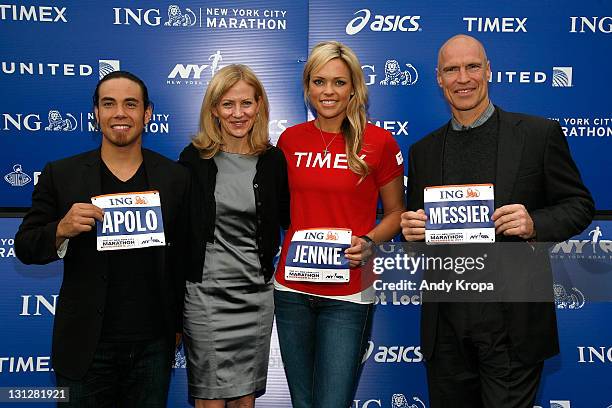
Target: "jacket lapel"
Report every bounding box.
[82,149,102,200]
[495,108,524,208]
[141,149,166,281]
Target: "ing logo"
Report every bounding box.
[466,188,480,198]
[326,231,339,241]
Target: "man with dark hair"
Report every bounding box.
[400,35,594,408]
[15,71,189,407]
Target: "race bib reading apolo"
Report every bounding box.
[424,184,495,244]
[285,228,352,283]
[92,191,166,251]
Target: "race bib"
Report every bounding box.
[285,228,352,283]
[424,184,495,244]
[91,191,166,251]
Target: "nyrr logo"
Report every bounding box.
[489,67,573,87]
[20,295,58,316]
[4,164,31,187]
[345,9,421,35]
[577,346,612,363]
[361,341,423,363]
[167,51,224,85]
[113,5,196,27]
[362,61,418,87]
[463,17,527,32]
[553,284,585,309]
[0,4,67,23]
[551,225,612,258]
[570,16,612,33]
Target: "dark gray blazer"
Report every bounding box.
[406,107,594,364]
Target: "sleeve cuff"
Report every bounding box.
[57,239,69,258]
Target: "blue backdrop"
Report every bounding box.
[1,1,610,407]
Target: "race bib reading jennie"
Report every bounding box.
[91,191,165,251]
[424,184,495,244]
[285,228,352,283]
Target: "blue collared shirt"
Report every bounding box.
[451,102,495,131]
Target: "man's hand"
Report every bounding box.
[400,209,427,241]
[492,204,536,240]
[56,203,104,248]
[175,333,182,348]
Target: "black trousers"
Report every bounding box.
[426,303,544,408]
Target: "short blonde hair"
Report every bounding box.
[303,41,369,177]
[192,64,270,158]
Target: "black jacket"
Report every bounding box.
[407,107,594,364]
[15,148,190,380]
[179,143,290,283]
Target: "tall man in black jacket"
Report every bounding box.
[15,71,189,407]
[400,35,594,408]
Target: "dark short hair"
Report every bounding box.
[92,70,151,109]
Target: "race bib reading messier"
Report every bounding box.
[91,191,166,251]
[424,184,495,244]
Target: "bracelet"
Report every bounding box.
[359,235,375,245]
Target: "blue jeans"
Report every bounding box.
[55,337,173,408]
[274,290,373,408]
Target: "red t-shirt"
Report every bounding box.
[275,121,404,299]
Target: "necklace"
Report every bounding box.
[316,119,339,156]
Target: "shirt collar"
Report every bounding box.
[451,102,495,131]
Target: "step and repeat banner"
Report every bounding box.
[1,1,611,407]
[1,217,611,407]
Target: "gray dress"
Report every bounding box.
[183,152,274,399]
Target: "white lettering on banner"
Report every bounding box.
[0,356,52,372]
[463,17,527,32]
[345,9,421,35]
[556,116,612,137]
[206,17,286,30]
[375,291,421,306]
[0,237,16,256]
[570,16,612,33]
[0,4,67,22]
[577,346,612,363]
[20,295,57,316]
[1,113,41,131]
[293,152,366,169]
[489,71,547,83]
[370,120,409,136]
[1,62,93,76]
[113,8,161,26]
[362,341,423,363]
[168,64,209,79]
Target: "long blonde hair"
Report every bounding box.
[303,41,369,177]
[192,64,270,158]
